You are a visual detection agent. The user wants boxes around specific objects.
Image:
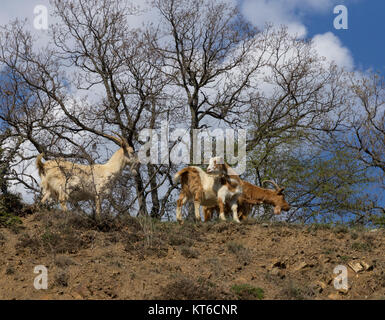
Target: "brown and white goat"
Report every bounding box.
[36,134,136,218]
[202,179,290,221]
[173,157,243,223]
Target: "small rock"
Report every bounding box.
[348,261,364,273]
[369,229,379,233]
[360,261,373,271]
[348,260,373,273]
[236,277,247,283]
[293,261,309,271]
[261,223,269,228]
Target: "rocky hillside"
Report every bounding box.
[0,209,384,300]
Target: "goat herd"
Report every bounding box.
[35,134,290,222]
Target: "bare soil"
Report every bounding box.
[0,209,384,300]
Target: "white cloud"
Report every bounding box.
[241,0,308,37]
[312,32,354,70]
[240,0,341,37]
[240,0,355,69]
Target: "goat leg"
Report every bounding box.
[194,201,201,222]
[95,195,102,221]
[230,200,240,223]
[218,199,226,221]
[176,194,186,224]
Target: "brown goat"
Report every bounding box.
[202,179,290,221]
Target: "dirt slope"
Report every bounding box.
[0,209,384,300]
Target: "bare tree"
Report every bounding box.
[1,0,382,225]
[337,72,385,220]
[346,73,385,175]
[152,0,266,161]
[0,1,175,217]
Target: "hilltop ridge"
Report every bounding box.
[0,209,384,300]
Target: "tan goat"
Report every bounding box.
[174,157,243,223]
[202,179,290,221]
[36,134,136,218]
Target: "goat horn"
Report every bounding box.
[112,131,130,147]
[262,180,281,191]
[102,132,124,146]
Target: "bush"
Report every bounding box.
[231,284,264,300]
[54,270,69,287]
[180,246,199,259]
[227,241,252,265]
[351,241,372,252]
[0,193,23,230]
[280,280,316,300]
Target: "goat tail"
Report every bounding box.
[173,167,190,184]
[36,153,45,176]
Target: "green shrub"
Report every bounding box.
[0,193,23,230]
[351,241,372,252]
[231,284,264,300]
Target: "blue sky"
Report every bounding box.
[304,0,385,73]
[239,0,385,73]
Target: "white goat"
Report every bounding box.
[36,134,136,218]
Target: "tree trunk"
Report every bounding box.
[148,164,161,219]
[134,168,148,216]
